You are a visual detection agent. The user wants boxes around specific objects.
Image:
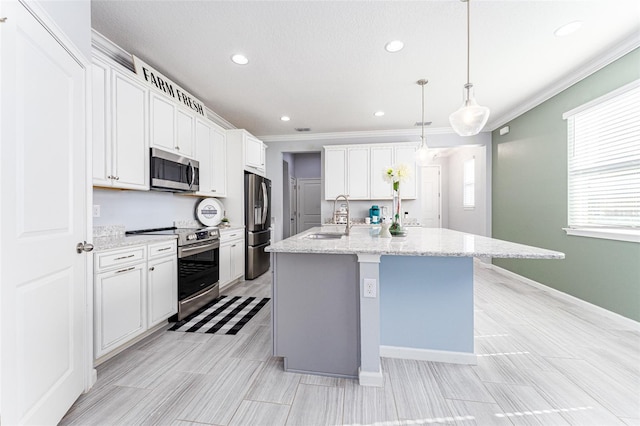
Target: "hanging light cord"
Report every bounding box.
[417,79,428,146]
[421,81,425,143]
[466,0,470,85]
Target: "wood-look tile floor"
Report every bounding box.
[61,263,640,425]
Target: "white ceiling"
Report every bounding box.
[91,0,640,139]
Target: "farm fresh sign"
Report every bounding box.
[132,55,205,117]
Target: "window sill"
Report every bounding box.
[563,227,640,243]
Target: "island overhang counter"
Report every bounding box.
[266,226,564,386]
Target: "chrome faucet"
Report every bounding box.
[333,194,351,235]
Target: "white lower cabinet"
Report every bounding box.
[147,242,178,327]
[94,255,147,359]
[94,240,177,361]
[220,230,245,289]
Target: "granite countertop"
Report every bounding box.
[93,234,178,252]
[266,226,565,259]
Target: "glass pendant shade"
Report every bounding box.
[449,83,490,136]
[416,139,430,167]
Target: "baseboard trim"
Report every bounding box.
[93,321,168,366]
[486,263,640,332]
[359,365,384,387]
[380,345,477,365]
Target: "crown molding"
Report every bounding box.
[487,32,640,131]
[259,127,455,143]
[91,30,237,131]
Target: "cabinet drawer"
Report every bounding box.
[148,240,177,259]
[220,232,243,243]
[96,246,146,272]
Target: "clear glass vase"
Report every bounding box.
[390,187,405,236]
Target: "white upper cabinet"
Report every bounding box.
[324,142,418,201]
[370,146,394,199]
[150,92,195,158]
[150,94,174,151]
[176,108,195,157]
[347,147,370,199]
[92,55,149,190]
[245,134,266,174]
[226,129,267,177]
[195,119,227,197]
[324,147,347,199]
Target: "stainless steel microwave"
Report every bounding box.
[150,148,199,192]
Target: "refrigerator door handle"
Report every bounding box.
[261,181,269,226]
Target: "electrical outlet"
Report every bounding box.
[364,278,377,298]
[93,205,100,218]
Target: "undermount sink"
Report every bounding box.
[306,232,345,240]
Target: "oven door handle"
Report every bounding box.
[181,283,219,305]
[178,241,220,258]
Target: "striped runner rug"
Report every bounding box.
[169,295,270,335]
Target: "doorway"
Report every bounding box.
[420,165,442,227]
[296,178,322,233]
[281,152,321,237]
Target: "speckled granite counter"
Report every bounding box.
[266,226,564,259]
[92,224,178,252]
[93,234,178,252]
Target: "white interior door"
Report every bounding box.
[1,2,88,424]
[420,165,442,227]
[289,177,297,236]
[297,178,321,233]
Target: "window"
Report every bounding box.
[463,158,475,209]
[563,80,640,243]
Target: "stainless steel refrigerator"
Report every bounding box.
[245,172,271,279]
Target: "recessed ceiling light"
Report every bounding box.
[280,116,291,122]
[231,54,249,65]
[385,40,404,53]
[554,21,583,37]
[374,111,385,117]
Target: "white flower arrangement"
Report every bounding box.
[383,163,412,190]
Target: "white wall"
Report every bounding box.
[447,145,488,236]
[93,189,210,231]
[35,0,92,59]
[264,132,491,242]
[292,152,321,178]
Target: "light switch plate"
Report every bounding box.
[364,278,377,298]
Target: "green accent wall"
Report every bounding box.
[492,48,640,322]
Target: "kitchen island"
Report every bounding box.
[266,226,564,386]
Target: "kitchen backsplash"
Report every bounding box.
[93,188,212,231]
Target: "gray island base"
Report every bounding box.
[267,226,564,386]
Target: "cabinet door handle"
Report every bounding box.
[157,247,172,252]
[229,234,237,237]
[175,146,180,150]
[231,244,236,247]
[115,176,120,180]
[149,266,155,271]
[116,266,135,274]
[114,254,135,260]
[211,189,217,192]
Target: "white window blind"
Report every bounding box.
[463,158,475,209]
[564,80,640,230]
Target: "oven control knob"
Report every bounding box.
[209,231,217,237]
[187,234,196,240]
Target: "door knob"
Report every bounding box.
[76,241,94,254]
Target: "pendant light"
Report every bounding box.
[415,79,430,167]
[449,0,490,136]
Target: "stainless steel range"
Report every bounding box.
[126,226,220,320]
